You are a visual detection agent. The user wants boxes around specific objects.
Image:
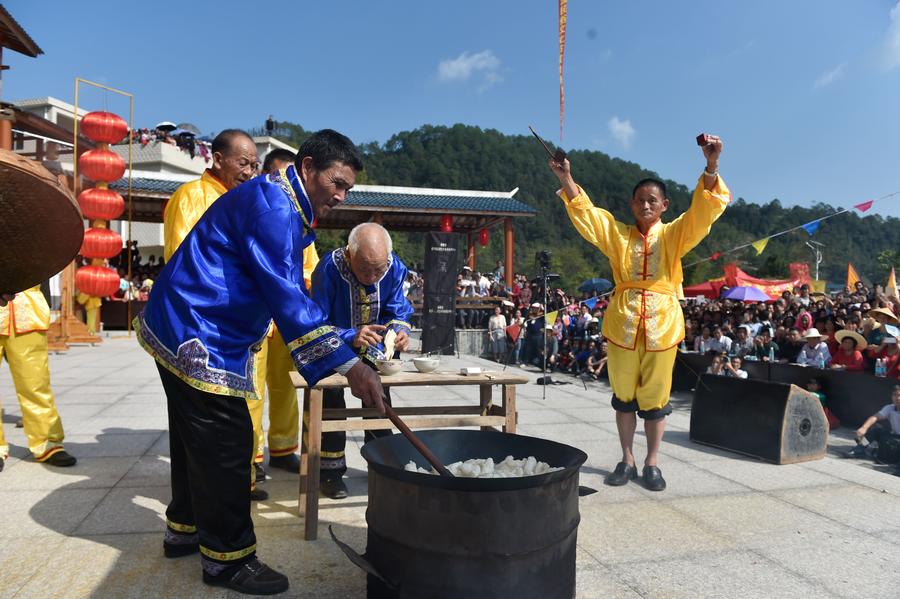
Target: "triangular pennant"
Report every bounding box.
[583,297,598,310]
[751,238,769,255]
[709,251,722,261]
[801,220,821,235]
[854,200,874,212]
[887,267,898,299]
[545,310,558,327]
[847,263,861,288]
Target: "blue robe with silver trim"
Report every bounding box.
[310,247,413,361]
[136,165,356,399]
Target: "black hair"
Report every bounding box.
[632,177,667,199]
[296,129,363,172]
[211,128,253,156]
[262,148,297,173]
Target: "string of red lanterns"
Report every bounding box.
[75,111,128,298]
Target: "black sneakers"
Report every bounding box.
[268,454,301,473]
[604,462,638,486]
[203,557,289,595]
[319,478,349,499]
[642,465,667,492]
[44,451,77,467]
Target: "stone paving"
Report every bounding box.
[1,336,900,598]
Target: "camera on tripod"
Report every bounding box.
[535,250,552,270]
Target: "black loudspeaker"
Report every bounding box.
[689,374,828,464]
[423,232,459,296]
[422,233,459,355]
[421,293,456,355]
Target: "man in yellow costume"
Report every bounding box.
[0,286,76,470]
[549,135,728,491]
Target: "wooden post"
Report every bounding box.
[467,232,476,270]
[501,384,517,433]
[504,218,514,287]
[479,384,493,432]
[299,388,323,540]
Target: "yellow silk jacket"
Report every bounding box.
[560,175,730,351]
[0,286,51,335]
[163,170,229,261]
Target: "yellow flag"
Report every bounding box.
[887,267,898,299]
[847,263,861,288]
[545,310,558,327]
[751,238,769,255]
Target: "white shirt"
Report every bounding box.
[797,342,831,366]
[878,404,900,434]
[707,335,732,354]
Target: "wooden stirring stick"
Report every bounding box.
[383,402,452,476]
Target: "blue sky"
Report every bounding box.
[6,0,900,218]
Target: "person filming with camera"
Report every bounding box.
[548,133,730,491]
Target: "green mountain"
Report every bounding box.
[273,122,900,291]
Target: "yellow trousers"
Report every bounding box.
[606,330,677,413]
[247,340,268,489]
[264,331,300,457]
[246,332,301,483]
[0,329,66,461]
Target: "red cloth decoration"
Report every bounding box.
[81,228,123,259]
[478,227,490,247]
[79,149,126,182]
[854,200,874,212]
[78,187,125,220]
[80,111,129,144]
[440,214,453,232]
[75,265,120,297]
[709,251,722,261]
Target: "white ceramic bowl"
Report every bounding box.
[375,359,404,376]
[412,357,440,373]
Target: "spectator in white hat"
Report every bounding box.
[796,328,831,367]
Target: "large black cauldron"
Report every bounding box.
[347,429,587,599]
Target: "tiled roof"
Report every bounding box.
[112,178,537,215]
[110,178,181,195]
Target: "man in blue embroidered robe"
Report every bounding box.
[135,130,385,595]
[310,222,413,499]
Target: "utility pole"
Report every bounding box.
[805,241,824,281]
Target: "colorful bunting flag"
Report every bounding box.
[854,200,874,212]
[709,251,722,261]
[887,267,898,299]
[545,310,558,327]
[583,297,598,310]
[751,238,769,255]
[801,220,821,235]
[558,0,567,140]
[847,263,861,288]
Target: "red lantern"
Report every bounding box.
[79,149,126,182]
[478,227,490,247]
[75,265,120,297]
[81,228,123,259]
[78,187,125,220]
[80,111,128,144]
[440,214,453,232]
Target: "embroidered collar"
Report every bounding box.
[268,165,316,232]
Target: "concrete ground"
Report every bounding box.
[1,336,899,598]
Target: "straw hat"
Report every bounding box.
[868,308,900,325]
[803,327,824,339]
[862,317,881,331]
[835,329,868,351]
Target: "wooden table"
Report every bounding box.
[290,368,529,540]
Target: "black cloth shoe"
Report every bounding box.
[320,477,349,499]
[15,418,23,428]
[268,453,301,473]
[44,451,77,467]
[642,465,667,491]
[203,557,289,595]
[250,487,269,501]
[255,464,267,483]
[604,462,637,486]
[163,541,199,558]
[0,457,4,472]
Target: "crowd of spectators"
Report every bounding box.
[76,242,166,303]
[123,127,211,162]
[683,281,900,379]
